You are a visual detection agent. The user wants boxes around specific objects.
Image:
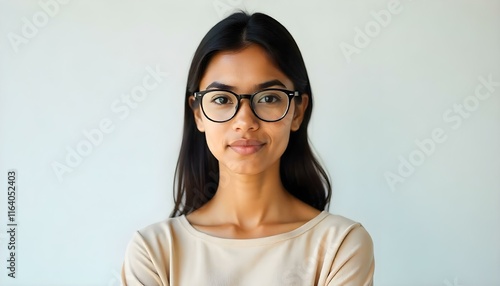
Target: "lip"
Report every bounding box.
[228,139,265,155]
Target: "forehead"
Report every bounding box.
[199,44,293,91]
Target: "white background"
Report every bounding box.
[0,0,499,285]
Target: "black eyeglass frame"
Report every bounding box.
[193,88,301,123]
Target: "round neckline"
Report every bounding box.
[177,211,330,246]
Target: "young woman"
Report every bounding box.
[122,11,374,286]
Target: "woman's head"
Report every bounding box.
[191,43,309,176]
[171,11,331,217]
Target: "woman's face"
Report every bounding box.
[192,44,308,175]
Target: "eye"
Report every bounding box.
[257,93,282,104]
[211,95,233,105]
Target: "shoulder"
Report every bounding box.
[122,218,186,285]
[124,216,188,257]
[312,212,374,261]
[314,212,371,239]
[122,217,186,269]
[133,216,186,243]
[313,212,374,285]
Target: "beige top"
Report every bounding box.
[121,211,374,286]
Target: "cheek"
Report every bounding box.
[270,120,293,150]
[203,123,226,156]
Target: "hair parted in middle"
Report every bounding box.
[170,11,331,217]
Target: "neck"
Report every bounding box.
[206,161,294,228]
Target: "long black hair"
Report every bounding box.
[170,11,331,217]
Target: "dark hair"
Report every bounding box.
[170,11,331,217]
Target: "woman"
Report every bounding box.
[122,11,374,286]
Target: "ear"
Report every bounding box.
[291,94,309,132]
[189,96,205,132]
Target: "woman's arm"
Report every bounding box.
[327,225,375,286]
[121,231,166,286]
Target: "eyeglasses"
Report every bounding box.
[193,88,300,123]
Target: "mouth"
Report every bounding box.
[228,139,265,155]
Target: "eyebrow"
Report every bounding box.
[204,79,287,91]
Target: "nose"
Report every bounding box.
[232,99,259,132]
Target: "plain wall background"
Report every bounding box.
[0,0,499,285]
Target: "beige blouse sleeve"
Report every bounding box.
[326,225,375,286]
[121,231,167,286]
